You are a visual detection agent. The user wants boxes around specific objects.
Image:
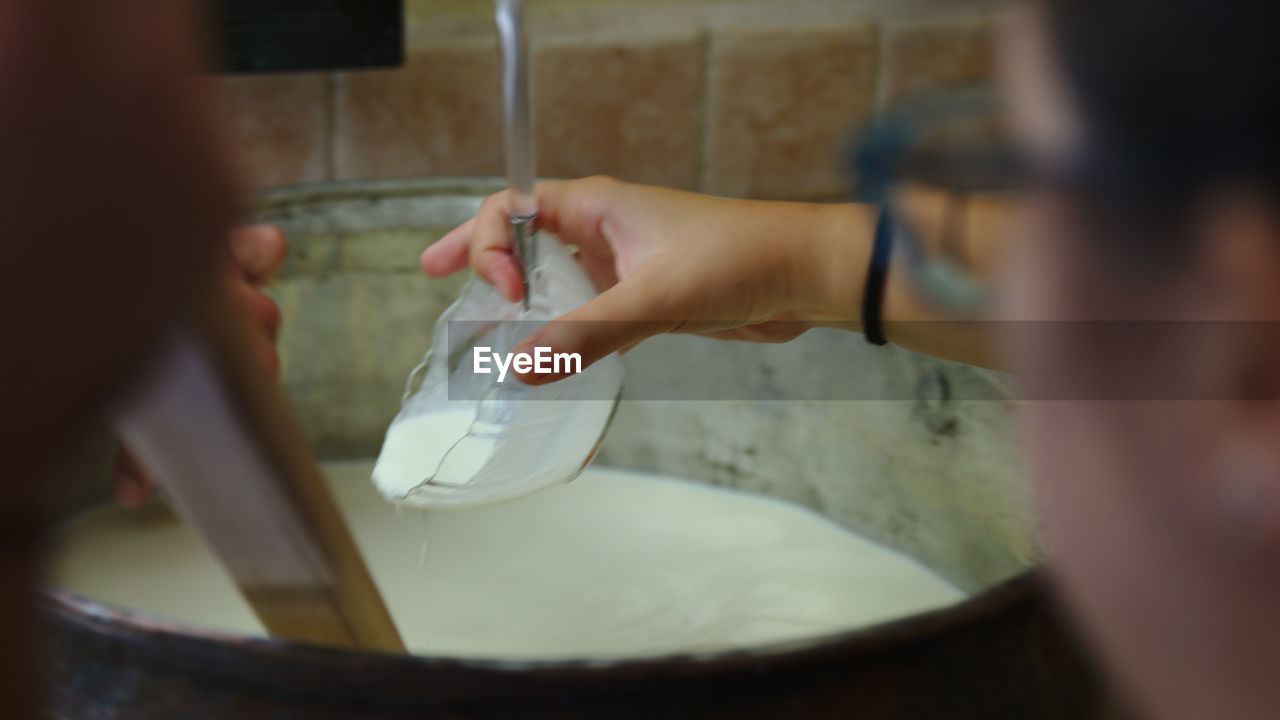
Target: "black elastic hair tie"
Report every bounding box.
[861,204,894,347]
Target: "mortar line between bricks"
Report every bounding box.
[695,30,713,194]
[325,72,338,182]
[873,20,893,114]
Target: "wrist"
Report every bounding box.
[791,203,875,327]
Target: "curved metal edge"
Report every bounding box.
[42,569,1042,679]
[251,177,511,213]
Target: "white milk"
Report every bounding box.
[48,462,964,660]
[371,408,496,501]
[373,404,618,508]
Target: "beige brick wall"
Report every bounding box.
[216,0,1010,200]
[704,25,878,199]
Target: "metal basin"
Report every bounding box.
[41,178,1102,718]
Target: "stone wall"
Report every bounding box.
[216,0,1009,200]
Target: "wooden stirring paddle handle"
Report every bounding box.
[112,284,404,652]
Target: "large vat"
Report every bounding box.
[41,178,1103,718]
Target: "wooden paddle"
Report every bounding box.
[112,282,404,652]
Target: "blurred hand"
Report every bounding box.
[112,225,287,507]
[421,176,867,382]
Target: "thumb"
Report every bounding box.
[511,277,678,385]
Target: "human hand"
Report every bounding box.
[111,225,287,507]
[421,176,868,382]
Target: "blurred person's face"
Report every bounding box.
[0,0,239,460]
[0,3,239,715]
[999,5,1280,719]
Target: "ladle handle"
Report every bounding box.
[497,0,535,218]
[497,0,537,309]
[113,283,404,653]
